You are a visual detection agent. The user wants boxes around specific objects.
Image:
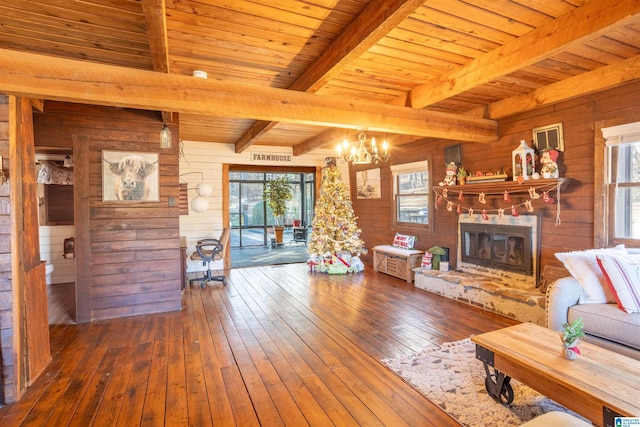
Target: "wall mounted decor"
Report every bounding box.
[533,123,564,152]
[445,144,462,165]
[356,168,381,199]
[102,151,159,202]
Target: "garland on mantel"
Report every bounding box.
[433,182,563,226]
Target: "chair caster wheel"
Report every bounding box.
[200,282,206,289]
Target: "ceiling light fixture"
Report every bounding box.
[337,129,390,165]
[192,70,208,79]
[160,122,172,149]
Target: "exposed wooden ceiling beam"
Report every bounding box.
[409,0,640,109]
[141,0,173,124]
[235,0,425,153]
[141,0,170,73]
[488,54,640,119]
[0,48,497,143]
[293,128,350,157]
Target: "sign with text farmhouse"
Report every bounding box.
[251,152,294,165]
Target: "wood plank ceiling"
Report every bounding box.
[0,0,639,155]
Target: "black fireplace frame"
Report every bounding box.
[460,223,533,275]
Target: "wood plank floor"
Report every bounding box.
[0,263,518,426]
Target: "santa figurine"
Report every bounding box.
[540,150,559,179]
[439,162,458,186]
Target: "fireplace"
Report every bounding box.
[460,223,532,275]
[458,214,539,287]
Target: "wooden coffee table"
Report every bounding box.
[471,322,640,427]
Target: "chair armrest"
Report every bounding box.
[196,238,221,245]
[546,277,581,331]
[195,239,223,260]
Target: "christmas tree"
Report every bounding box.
[308,159,366,274]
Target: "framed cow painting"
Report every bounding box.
[102,151,159,202]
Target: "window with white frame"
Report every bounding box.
[391,160,430,226]
[602,122,640,244]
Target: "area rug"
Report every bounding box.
[382,338,588,427]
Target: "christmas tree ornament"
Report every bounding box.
[456,204,462,215]
[437,195,443,207]
[498,208,505,218]
[458,191,464,201]
[479,192,486,204]
[468,208,474,218]
[446,201,453,211]
[528,187,540,199]
[511,205,519,217]
[442,188,448,198]
[543,191,555,204]
[503,190,511,202]
[482,209,489,220]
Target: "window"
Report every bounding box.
[601,122,640,245]
[391,160,430,227]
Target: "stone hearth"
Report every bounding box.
[413,268,545,325]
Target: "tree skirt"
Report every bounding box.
[382,338,590,427]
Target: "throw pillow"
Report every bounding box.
[555,245,627,304]
[596,253,640,313]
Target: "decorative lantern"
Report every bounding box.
[512,140,535,181]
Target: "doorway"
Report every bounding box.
[35,151,77,325]
[227,167,317,267]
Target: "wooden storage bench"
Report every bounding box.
[373,245,424,283]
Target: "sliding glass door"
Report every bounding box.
[229,171,315,247]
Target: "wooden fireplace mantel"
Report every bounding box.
[434,178,571,197]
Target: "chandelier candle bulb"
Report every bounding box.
[337,129,390,165]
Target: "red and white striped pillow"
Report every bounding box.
[596,253,640,313]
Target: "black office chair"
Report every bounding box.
[189,228,229,288]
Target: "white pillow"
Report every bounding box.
[555,245,627,304]
[597,253,640,313]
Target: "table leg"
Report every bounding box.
[476,344,514,404]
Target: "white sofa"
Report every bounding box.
[546,275,640,361]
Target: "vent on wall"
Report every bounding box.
[532,123,564,152]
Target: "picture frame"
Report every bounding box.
[356,168,381,199]
[102,150,159,202]
[533,122,564,152]
[445,144,462,165]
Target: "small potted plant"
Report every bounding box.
[264,176,294,244]
[457,166,468,185]
[560,317,584,360]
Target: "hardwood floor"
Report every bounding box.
[47,282,76,325]
[0,263,517,426]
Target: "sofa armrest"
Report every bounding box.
[546,277,581,331]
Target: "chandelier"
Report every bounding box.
[337,129,390,165]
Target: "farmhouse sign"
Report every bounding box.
[251,152,294,164]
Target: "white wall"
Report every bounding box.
[179,140,345,273]
[39,225,76,284]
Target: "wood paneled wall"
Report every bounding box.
[0,95,51,403]
[352,80,640,274]
[34,102,182,322]
[0,95,13,402]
